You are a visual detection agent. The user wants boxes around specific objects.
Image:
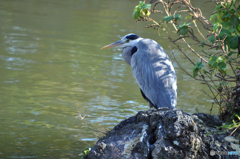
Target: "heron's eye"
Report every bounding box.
[126,39,130,43]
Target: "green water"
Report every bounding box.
[0,0,216,158]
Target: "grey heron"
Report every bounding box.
[102,33,177,109]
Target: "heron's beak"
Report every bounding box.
[101,40,124,49]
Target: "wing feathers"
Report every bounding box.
[131,39,177,109]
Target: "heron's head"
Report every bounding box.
[101,33,142,49]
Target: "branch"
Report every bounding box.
[76,109,106,135]
[160,0,209,63]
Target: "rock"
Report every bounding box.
[192,113,223,127]
[86,108,238,159]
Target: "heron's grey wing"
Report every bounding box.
[131,39,177,109]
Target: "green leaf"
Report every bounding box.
[174,14,182,21]
[222,12,230,19]
[221,21,230,27]
[209,56,218,62]
[210,14,216,21]
[227,36,238,49]
[163,14,182,23]
[132,2,151,19]
[208,55,218,67]
[139,1,145,6]
[195,61,204,68]
[229,6,236,13]
[217,11,223,20]
[217,62,227,72]
[141,4,151,9]
[133,8,141,19]
[162,15,173,23]
[193,68,199,77]
[238,25,240,34]
[177,24,183,29]
[215,4,222,10]
[216,56,223,62]
[212,61,218,67]
[185,15,192,19]
[178,26,188,35]
[185,23,193,26]
[221,28,231,35]
[231,15,239,30]
[206,132,211,136]
[213,19,221,25]
[213,23,220,31]
[177,22,192,29]
[228,26,234,33]
[177,23,192,35]
[219,28,231,39]
[208,35,215,43]
[219,82,225,85]
[228,52,237,56]
[192,62,204,77]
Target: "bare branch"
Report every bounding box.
[76,109,107,135]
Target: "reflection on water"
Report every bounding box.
[0,0,217,158]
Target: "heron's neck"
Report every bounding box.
[121,38,142,66]
[122,46,133,65]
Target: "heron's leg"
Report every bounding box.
[149,102,154,108]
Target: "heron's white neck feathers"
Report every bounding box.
[122,47,133,65]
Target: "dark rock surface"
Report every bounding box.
[86,108,238,159]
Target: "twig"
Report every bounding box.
[202,89,214,99]
[193,19,210,42]
[76,109,106,135]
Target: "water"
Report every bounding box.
[0,0,217,158]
